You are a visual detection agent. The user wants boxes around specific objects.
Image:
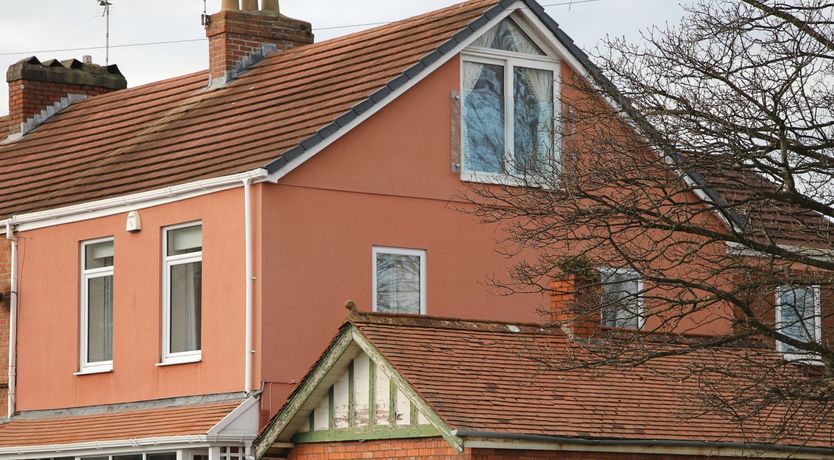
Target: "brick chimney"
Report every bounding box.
[549,273,601,339]
[6,56,127,137]
[206,0,314,87]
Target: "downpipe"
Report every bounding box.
[5,221,17,418]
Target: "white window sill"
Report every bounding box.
[460,171,556,189]
[157,353,202,367]
[781,352,823,366]
[74,366,113,376]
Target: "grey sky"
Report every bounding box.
[0,0,690,116]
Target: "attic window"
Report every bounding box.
[776,285,822,362]
[461,17,559,182]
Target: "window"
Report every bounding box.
[600,268,643,329]
[776,285,821,361]
[373,247,426,315]
[80,238,114,373]
[462,18,559,180]
[162,223,203,364]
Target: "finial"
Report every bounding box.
[345,300,358,313]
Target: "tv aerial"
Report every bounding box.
[98,0,112,65]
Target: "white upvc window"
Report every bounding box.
[776,284,822,363]
[372,247,427,315]
[461,17,560,183]
[599,267,644,330]
[161,223,203,365]
[79,238,115,374]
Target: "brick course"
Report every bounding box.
[287,438,737,460]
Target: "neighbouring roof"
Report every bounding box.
[0,398,243,449]
[257,311,834,456]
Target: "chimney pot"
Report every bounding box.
[261,0,279,13]
[82,55,93,65]
[241,0,258,11]
[221,0,240,11]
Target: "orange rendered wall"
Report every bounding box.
[15,188,247,411]
[257,56,735,407]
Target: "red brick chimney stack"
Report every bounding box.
[549,274,601,339]
[5,57,127,138]
[206,0,314,87]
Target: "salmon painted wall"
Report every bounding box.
[257,54,736,402]
[15,188,247,411]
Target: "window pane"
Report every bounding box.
[778,286,817,354]
[601,271,640,329]
[168,225,202,256]
[170,261,202,353]
[376,253,421,314]
[514,67,554,173]
[85,241,114,269]
[473,19,546,55]
[87,275,113,363]
[147,454,177,460]
[463,61,505,174]
[114,455,143,460]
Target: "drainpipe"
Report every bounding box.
[243,178,254,394]
[5,221,17,418]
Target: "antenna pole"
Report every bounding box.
[99,0,112,65]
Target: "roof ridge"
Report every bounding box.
[348,308,559,334]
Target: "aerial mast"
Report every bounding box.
[99,0,112,65]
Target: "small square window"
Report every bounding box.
[600,268,643,329]
[373,247,426,315]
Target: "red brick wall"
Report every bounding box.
[207,10,313,82]
[7,80,114,135]
[286,439,726,460]
[288,438,462,460]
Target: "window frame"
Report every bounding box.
[161,221,203,365]
[371,246,427,315]
[775,284,822,363]
[598,267,645,330]
[460,18,561,184]
[78,237,115,375]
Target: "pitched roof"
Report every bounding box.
[0,0,499,219]
[259,311,834,455]
[0,399,243,448]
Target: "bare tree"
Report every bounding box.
[463,0,834,449]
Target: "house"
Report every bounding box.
[0,0,829,459]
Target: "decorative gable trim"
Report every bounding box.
[253,326,461,459]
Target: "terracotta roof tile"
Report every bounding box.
[0,0,499,218]
[0,399,242,448]
[348,312,834,449]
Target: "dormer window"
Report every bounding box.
[461,17,559,181]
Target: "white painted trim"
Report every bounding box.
[0,435,254,460]
[1,169,268,233]
[6,223,17,418]
[598,266,645,330]
[207,396,260,436]
[775,284,823,365]
[79,237,116,374]
[162,222,203,365]
[371,246,427,315]
[242,178,254,394]
[461,438,834,459]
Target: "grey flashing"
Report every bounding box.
[19,93,87,136]
[209,43,279,89]
[453,429,834,457]
[10,391,250,421]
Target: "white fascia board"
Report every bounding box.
[462,438,834,460]
[265,2,523,184]
[3,169,268,232]
[0,434,255,460]
[208,395,261,437]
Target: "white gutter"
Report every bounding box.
[5,221,17,419]
[0,169,269,233]
[242,178,254,394]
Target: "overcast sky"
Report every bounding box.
[0,0,691,116]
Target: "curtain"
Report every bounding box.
[514,67,554,171]
[376,254,421,314]
[88,275,113,363]
[601,271,640,329]
[472,19,545,56]
[463,61,505,173]
[778,286,816,353]
[170,261,202,353]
